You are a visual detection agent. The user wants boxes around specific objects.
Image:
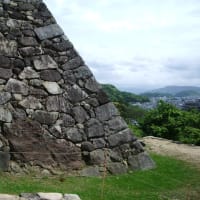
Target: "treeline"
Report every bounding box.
[140,101,200,145]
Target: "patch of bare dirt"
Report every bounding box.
[142,136,200,168]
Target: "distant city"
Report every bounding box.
[133,96,200,111]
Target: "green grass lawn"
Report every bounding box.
[0,154,200,200]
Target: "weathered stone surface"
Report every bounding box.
[89,149,105,165]
[42,81,62,94]
[0,194,19,200]
[0,68,12,79]
[64,194,81,200]
[0,92,11,105]
[46,96,71,113]
[33,110,58,125]
[33,55,58,70]
[37,193,62,200]
[34,24,64,40]
[29,87,48,98]
[74,66,92,79]
[128,152,155,170]
[92,138,106,149]
[95,103,119,121]
[62,57,83,70]
[72,106,89,123]
[0,152,10,171]
[40,70,61,81]
[0,38,17,56]
[107,163,127,175]
[0,107,12,122]
[19,67,39,79]
[19,37,38,47]
[107,129,136,147]
[0,55,11,68]
[107,116,128,132]
[63,127,83,143]
[19,96,42,110]
[81,141,95,152]
[85,77,100,93]
[61,114,75,127]
[80,166,100,177]
[5,78,28,95]
[86,118,104,138]
[4,120,82,169]
[65,85,88,103]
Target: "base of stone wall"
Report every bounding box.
[0,193,81,200]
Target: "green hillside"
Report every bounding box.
[101,84,149,103]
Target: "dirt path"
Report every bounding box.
[142,136,200,168]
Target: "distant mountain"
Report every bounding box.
[142,86,200,97]
[101,84,149,103]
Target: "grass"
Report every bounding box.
[0,154,200,200]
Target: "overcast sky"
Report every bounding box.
[45,0,200,93]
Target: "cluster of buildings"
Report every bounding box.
[133,96,200,111]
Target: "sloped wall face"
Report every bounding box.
[0,0,155,175]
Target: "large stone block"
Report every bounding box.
[33,55,58,70]
[95,102,119,121]
[5,78,29,95]
[0,38,17,56]
[0,107,12,122]
[34,24,64,40]
[0,68,12,79]
[0,92,11,105]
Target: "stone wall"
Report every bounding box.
[0,0,155,175]
[0,193,81,200]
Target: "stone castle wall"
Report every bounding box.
[0,0,155,175]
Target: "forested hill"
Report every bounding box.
[101,84,149,103]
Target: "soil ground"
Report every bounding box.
[142,136,200,168]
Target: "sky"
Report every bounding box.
[45,0,200,93]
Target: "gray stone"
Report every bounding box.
[62,57,83,70]
[107,116,128,132]
[29,79,43,87]
[0,92,11,105]
[37,193,62,200]
[62,114,75,127]
[72,106,89,123]
[0,107,12,122]
[0,55,11,68]
[5,78,29,95]
[19,96,42,110]
[19,67,39,79]
[80,166,100,177]
[33,55,58,70]
[107,129,136,147]
[34,24,64,40]
[85,77,100,93]
[86,118,104,138]
[0,68,12,79]
[19,37,38,46]
[128,152,155,171]
[33,110,58,125]
[0,194,19,200]
[64,127,83,143]
[90,149,105,165]
[0,38,17,56]
[81,141,95,152]
[95,102,119,121]
[29,87,48,98]
[40,70,61,81]
[107,162,127,175]
[64,194,81,200]
[92,138,106,149]
[46,96,71,113]
[74,65,92,79]
[0,151,10,171]
[42,81,62,94]
[65,85,88,103]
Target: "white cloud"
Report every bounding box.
[45,0,200,92]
